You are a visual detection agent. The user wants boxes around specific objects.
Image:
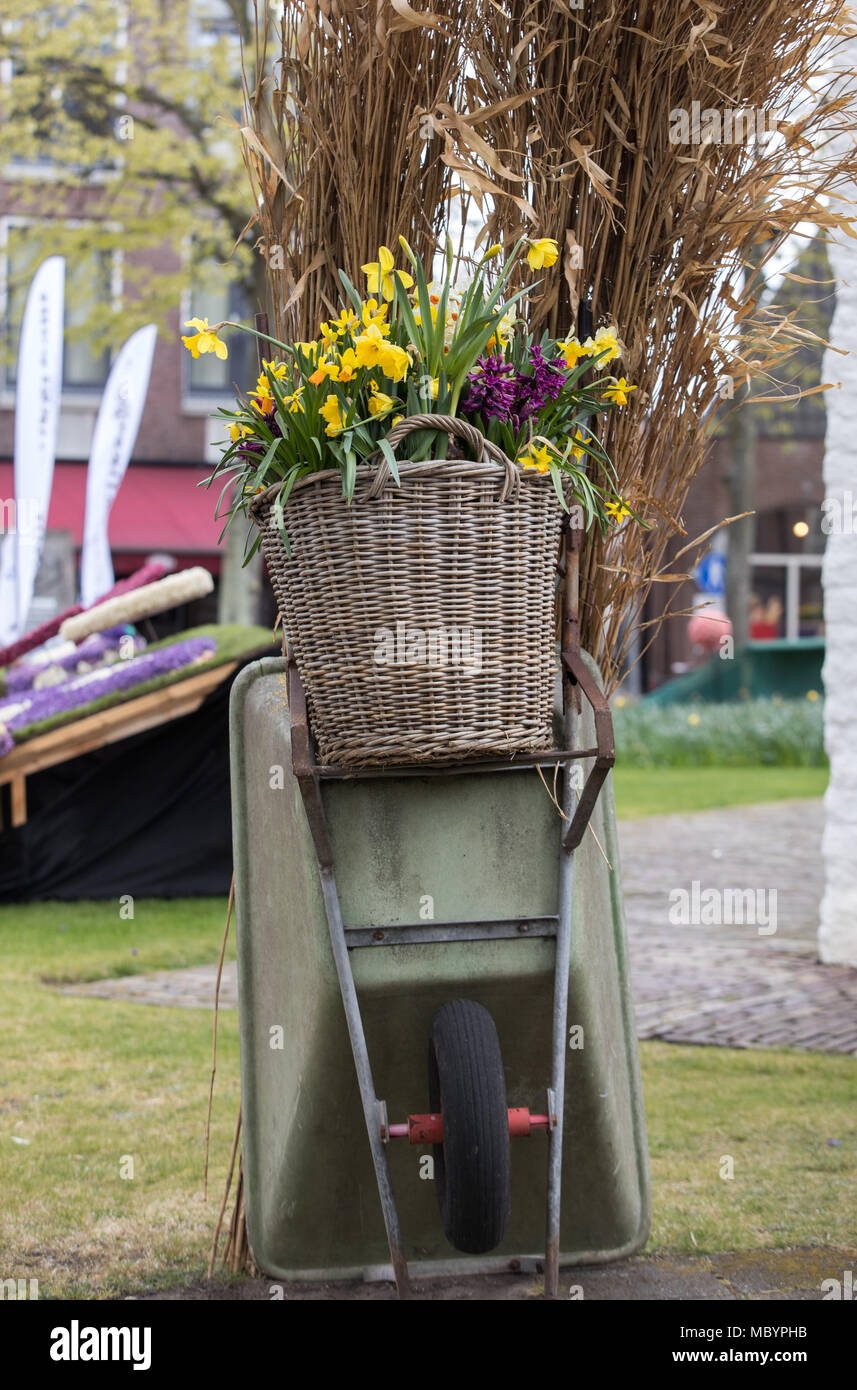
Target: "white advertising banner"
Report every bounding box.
[80,323,157,608]
[0,256,66,644]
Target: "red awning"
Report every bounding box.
[0,461,227,561]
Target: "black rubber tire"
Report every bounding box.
[428,999,511,1254]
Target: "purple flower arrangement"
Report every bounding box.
[0,636,216,758]
[4,627,145,695]
[462,346,568,436]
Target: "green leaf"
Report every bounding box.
[344,449,357,502]
[378,436,401,486]
[548,462,570,514]
[338,269,363,315]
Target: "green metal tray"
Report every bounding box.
[229,655,650,1281]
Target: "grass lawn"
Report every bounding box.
[0,898,240,1298]
[613,765,828,820]
[641,1042,856,1256]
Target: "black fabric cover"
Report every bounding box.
[0,672,238,901]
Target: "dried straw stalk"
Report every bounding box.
[240,0,474,343]
[434,0,857,685]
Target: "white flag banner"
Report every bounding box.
[0,256,65,644]
[80,323,157,608]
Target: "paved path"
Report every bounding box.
[58,964,239,1010]
[139,1246,855,1300]
[59,799,857,1055]
[620,800,857,1055]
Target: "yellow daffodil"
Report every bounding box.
[294,340,321,360]
[182,318,228,360]
[569,428,589,462]
[319,394,346,436]
[331,307,359,336]
[284,386,305,413]
[361,245,414,303]
[526,238,559,272]
[360,299,390,334]
[319,321,340,345]
[251,366,287,404]
[592,326,620,363]
[602,377,637,406]
[378,342,410,383]
[519,443,553,474]
[391,415,404,426]
[605,499,633,523]
[354,323,388,370]
[354,325,410,382]
[337,347,360,383]
[368,383,396,417]
[228,423,253,442]
[559,338,592,369]
[253,393,275,416]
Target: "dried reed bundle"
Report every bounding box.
[240,0,473,343]
[428,0,857,685]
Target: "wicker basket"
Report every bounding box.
[249,414,567,767]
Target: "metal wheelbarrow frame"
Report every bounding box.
[279,511,615,1298]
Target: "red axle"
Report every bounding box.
[387,1108,551,1144]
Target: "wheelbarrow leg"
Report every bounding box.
[290,666,410,1298]
[544,690,579,1299]
[544,838,574,1299]
[318,864,412,1300]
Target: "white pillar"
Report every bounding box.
[820,161,857,965]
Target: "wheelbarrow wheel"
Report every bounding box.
[428,999,511,1254]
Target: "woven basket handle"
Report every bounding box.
[366,413,519,502]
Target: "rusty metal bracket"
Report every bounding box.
[287,659,334,869]
[560,648,615,852]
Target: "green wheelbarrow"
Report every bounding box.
[229,642,650,1299]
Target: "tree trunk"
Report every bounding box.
[724,239,766,648]
[724,383,756,649]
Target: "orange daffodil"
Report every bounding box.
[361,245,414,303]
[182,318,228,360]
[602,377,637,406]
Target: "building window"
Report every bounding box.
[2,221,114,394]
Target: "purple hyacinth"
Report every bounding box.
[4,626,145,694]
[0,636,216,756]
[462,355,516,420]
[463,346,568,432]
[513,345,566,425]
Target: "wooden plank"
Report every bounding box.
[0,663,238,785]
[10,774,26,827]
